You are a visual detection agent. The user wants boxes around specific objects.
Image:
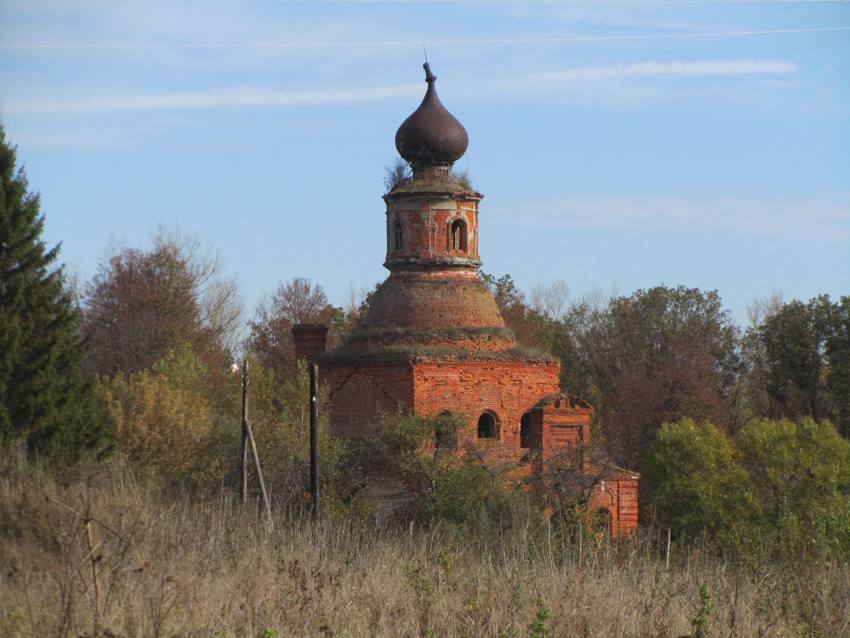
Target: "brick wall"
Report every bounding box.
[527,393,639,537]
[320,360,414,439]
[412,360,561,452]
[587,475,639,537]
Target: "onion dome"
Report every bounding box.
[395,63,469,167]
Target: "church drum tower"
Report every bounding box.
[298,64,638,536]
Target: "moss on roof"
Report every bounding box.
[384,175,481,200]
[319,343,558,364]
[347,325,515,344]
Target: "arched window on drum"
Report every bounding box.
[393,220,404,251]
[449,218,467,252]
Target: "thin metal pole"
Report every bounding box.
[240,359,249,504]
[665,527,671,571]
[309,362,319,519]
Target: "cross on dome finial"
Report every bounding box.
[395,64,469,168]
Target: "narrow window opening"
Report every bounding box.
[477,411,499,439]
[435,410,457,451]
[450,219,467,252]
[520,412,541,450]
[393,221,404,251]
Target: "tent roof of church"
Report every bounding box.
[395,63,469,167]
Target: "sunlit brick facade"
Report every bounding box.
[297,64,638,536]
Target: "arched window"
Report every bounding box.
[435,410,457,451]
[450,219,467,252]
[393,221,404,251]
[477,411,499,439]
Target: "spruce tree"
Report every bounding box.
[0,126,107,459]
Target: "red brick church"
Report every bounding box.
[294,64,638,536]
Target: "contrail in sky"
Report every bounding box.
[2,26,849,49]
[5,59,799,113]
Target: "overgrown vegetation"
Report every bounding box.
[642,416,850,559]
[383,158,475,192]
[100,350,360,517]
[2,457,849,637]
[384,158,411,191]
[481,272,850,468]
[3,128,850,636]
[358,411,528,528]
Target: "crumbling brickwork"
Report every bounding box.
[527,393,639,537]
[304,63,638,537]
[320,361,414,440]
[412,360,560,450]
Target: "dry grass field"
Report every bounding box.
[2,458,848,638]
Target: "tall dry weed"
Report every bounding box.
[1,457,849,637]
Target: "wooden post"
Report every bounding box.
[309,362,319,519]
[240,360,249,504]
[85,518,100,637]
[245,417,271,519]
[241,359,271,520]
[578,520,583,568]
[665,527,671,571]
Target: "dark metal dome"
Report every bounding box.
[395,63,469,167]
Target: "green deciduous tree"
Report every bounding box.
[477,279,743,468]
[0,126,107,458]
[825,297,850,436]
[572,286,740,467]
[641,419,758,538]
[102,348,356,514]
[756,295,850,436]
[100,345,217,483]
[760,298,829,421]
[737,417,850,531]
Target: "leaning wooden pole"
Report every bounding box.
[241,359,271,520]
[245,414,271,519]
[240,360,249,504]
[309,362,320,519]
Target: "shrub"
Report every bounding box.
[101,349,360,517]
[641,418,759,539]
[100,345,216,484]
[737,417,850,555]
[363,412,524,529]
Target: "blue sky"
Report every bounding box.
[1,0,848,327]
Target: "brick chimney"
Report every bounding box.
[291,323,328,362]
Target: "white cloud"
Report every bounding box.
[6,84,422,114]
[4,58,798,114]
[489,195,850,240]
[525,60,799,83]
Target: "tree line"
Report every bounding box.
[482,273,850,466]
[2,126,849,551]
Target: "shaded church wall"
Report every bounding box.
[321,361,415,440]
